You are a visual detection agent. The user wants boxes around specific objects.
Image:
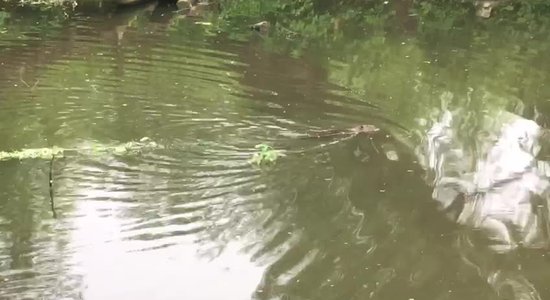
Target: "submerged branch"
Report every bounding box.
[49,155,57,219]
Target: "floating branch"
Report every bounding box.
[0,137,161,218]
[0,137,161,161]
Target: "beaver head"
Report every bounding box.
[351,124,380,134]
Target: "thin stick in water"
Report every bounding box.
[49,155,57,219]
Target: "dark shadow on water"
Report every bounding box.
[251,132,550,300]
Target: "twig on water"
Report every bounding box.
[20,78,39,90]
[18,67,39,91]
[49,155,57,219]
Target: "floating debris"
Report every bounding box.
[0,137,161,161]
[249,143,283,166]
[250,21,270,33]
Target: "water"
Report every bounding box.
[1,1,550,299]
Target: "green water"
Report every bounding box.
[1,1,550,299]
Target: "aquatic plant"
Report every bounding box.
[250,143,281,166]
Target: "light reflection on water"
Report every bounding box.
[70,200,264,300]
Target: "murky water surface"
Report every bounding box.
[1,2,550,300]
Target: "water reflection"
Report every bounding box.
[422,108,550,299]
[426,110,550,250]
[1,1,550,300]
[69,200,264,300]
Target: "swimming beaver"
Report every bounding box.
[305,124,380,139]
